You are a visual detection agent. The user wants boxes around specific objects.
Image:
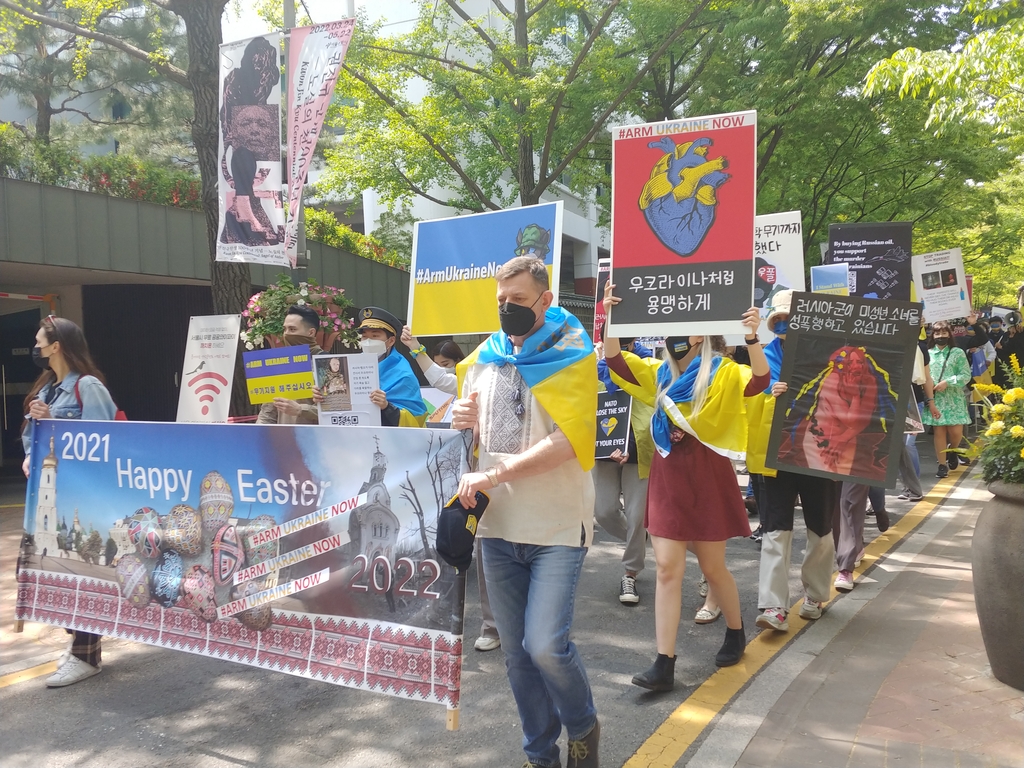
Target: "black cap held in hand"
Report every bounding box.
[435,492,489,572]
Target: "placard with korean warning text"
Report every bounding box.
[243,345,316,404]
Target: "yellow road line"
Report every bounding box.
[0,660,57,689]
[0,503,25,508]
[625,468,968,768]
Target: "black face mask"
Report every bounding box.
[498,296,541,337]
[32,346,51,370]
[934,335,950,346]
[665,337,691,360]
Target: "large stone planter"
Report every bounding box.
[972,480,1024,691]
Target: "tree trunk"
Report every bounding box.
[174,0,254,416]
[513,0,537,207]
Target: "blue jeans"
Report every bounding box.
[905,429,921,477]
[481,537,597,768]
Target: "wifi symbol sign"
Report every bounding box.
[188,372,230,416]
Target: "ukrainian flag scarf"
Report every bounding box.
[458,307,598,471]
[379,349,427,425]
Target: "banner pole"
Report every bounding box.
[282,0,306,273]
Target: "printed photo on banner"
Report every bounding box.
[243,345,315,404]
[912,248,971,323]
[826,222,913,301]
[608,110,756,337]
[176,315,240,423]
[284,20,355,266]
[215,34,287,266]
[314,353,382,426]
[765,293,921,487]
[754,211,805,317]
[595,392,632,459]
[810,263,850,295]
[408,202,563,336]
[18,419,472,710]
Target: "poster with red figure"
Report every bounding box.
[607,111,756,338]
[765,293,922,487]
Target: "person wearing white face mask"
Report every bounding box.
[355,307,428,427]
[400,327,464,397]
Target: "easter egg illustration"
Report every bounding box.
[211,524,245,587]
[180,565,218,623]
[162,504,203,556]
[127,508,163,559]
[115,554,150,607]
[241,514,278,566]
[233,579,272,631]
[199,471,234,534]
[150,550,184,608]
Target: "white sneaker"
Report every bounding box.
[799,598,824,620]
[45,655,101,687]
[755,608,789,631]
[474,635,501,652]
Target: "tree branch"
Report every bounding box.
[490,0,513,19]
[360,44,491,78]
[442,0,518,75]
[539,0,621,179]
[394,165,483,212]
[0,0,190,87]
[526,0,553,20]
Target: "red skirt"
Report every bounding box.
[645,433,752,542]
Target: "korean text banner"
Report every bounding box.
[18,420,471,711]
[754,211,806,317]
[408,202,563,336]
[609,111,756,337]
[176,315,241,423]
[912,248,971,323]
[826,222,913,301]
[285,20,355,266]
[765,293,921,487]
[243,345,315,404]
[216,34,287,266]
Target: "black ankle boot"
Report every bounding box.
[715,624,746,667]
[632,653,675,691]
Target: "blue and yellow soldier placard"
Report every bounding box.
[242,345,315,404]
[408,201,563,336]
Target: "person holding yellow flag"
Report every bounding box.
[602,282,769,691]
[453,255,600,768]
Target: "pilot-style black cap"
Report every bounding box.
[435,492,489,572]
[356,306,402,336]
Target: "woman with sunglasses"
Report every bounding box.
[22,315,116,687]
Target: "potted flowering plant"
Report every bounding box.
[239,274,359,351]
[970,355,1024,691]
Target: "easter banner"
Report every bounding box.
[764,293,922,487]
[608,111,757,338]
[243,345,316,404]
[408,202,563,336]
[754,211,806,317]
[17,420,473,712]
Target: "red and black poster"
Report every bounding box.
[608,111,756,337]
[765,293,922,487]
[826,222,913,301]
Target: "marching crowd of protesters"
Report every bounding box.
[21,252,1022,768]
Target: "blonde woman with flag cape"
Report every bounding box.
[452,256,601,768]
[603,282,769,692]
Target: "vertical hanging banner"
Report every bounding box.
[408,202,563,336]
[285,19,356,266]
[176,315,241,423]
[912,248,971,323]
[826,222,913,300]
[216,34,287,266]
[593,257,611,341]
[17,420,471,715]
[754,211,806,317]
[608,111,756,337]
[764,292,922,487]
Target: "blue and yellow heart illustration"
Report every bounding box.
[600,417,618,436]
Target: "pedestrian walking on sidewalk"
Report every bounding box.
[603,283,770,691]
[922,322,972,477]
[22,315,117,688]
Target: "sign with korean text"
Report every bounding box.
[243,345,315,404]
[18,419,471,714]
[765,293,921,487]
[826,222,913,301]
[754,211,805,317]
[912,248,971,323]
[593,257,611,342]
[609,111,756,337]
[408,202,563,336]
[595,392,632,459]
[313,353,381,427]
[176,315,241,423]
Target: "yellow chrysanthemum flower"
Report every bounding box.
[1012,354,1022,377]
[986,421,1005,436]
[1012,425,1024,439]
[975,383,1006,395]
[1020,445,1024,459]
[992,403,1011,416]
[1005,390,1020,405]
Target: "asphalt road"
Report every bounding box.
[0,437,953,768]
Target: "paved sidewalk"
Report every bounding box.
[693,471,1023,768]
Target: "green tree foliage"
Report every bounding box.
[303,206,409,269]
